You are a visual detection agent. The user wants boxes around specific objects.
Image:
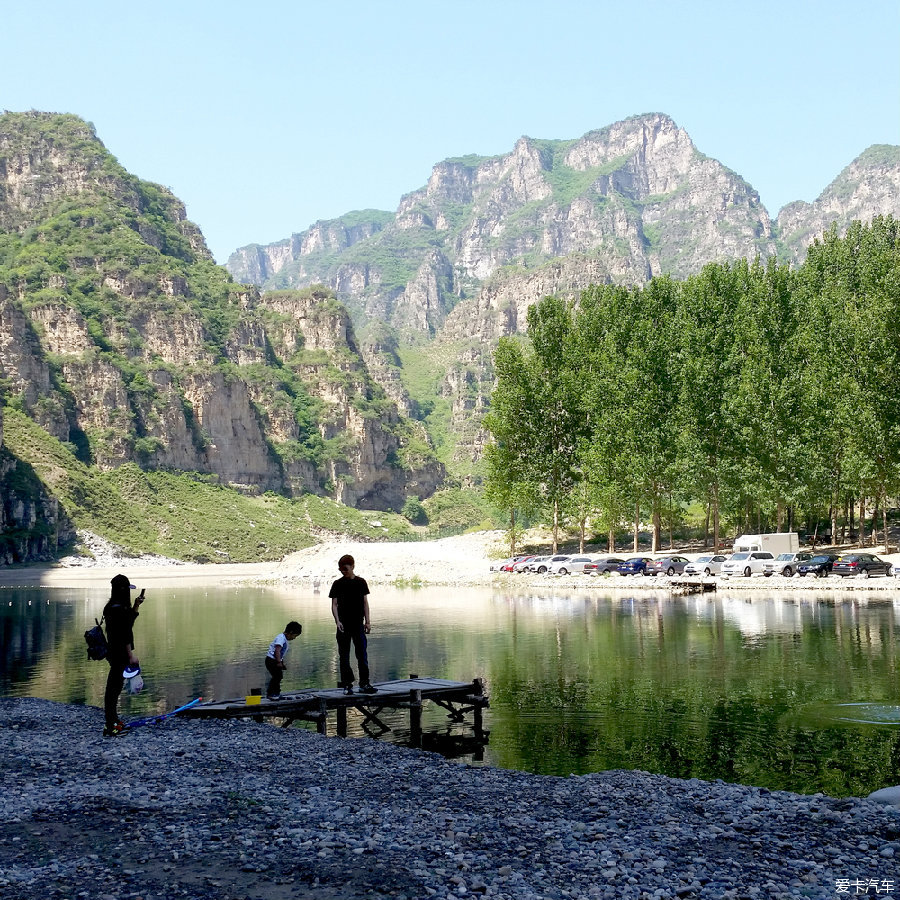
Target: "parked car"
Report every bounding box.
[538,555,571,573]
[832,553,892,578]
[893,561,900,578]
[797,554,839,577]
[617,557,654,576]
[511,556,537,573]
[499,555,529,572]
[523,556,552,574]
[721,551,774,577]
[490,557,515,572]
[548,555,596,575]
[763,552,814,577]
[646,555,691,577]
[683,554,729,576]
[584,556,626,575]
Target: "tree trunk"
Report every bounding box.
[882,490,891,553]
[849,498,855,543]
[859,496,866,546]
[552,499,559,554]
[668,493,674,550]
[830,502,838,550]
[712,484,720,553]
[608,526,615,553]
[704,502,710,548]
[633,500,640,553]
[871,497,880,547]
[509,508,516,557]
[579,516,585,553]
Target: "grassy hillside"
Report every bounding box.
[1,407,420,561]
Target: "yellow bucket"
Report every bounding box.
[245,694,262,705]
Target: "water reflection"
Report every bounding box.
[1,583,899,796]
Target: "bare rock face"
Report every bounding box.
[0,112,443,518]
[776,146,900,265]
[228,113,777,339]
[226,214,390,285]
[181,371,283,493]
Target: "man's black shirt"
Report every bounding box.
[329,576,369,630]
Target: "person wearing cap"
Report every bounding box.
[102,574,144,737]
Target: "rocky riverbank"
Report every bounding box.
[1,698,899,900]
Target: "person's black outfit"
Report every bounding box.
[103,578,139,731]
[330,575,370,688]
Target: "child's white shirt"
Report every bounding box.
[267,633,289,660]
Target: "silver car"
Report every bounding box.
[548,555,594,575]
[763,552,813,577]
[683,554,729,576]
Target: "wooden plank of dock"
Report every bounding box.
[182,676,489,744]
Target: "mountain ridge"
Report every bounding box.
[227,113,899,335]
[0,111,445,566]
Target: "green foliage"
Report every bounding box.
[401,496,428,525]
[422,488,496,537]
[486,216,900,546]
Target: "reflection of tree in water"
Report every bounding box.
[0,590,76,694]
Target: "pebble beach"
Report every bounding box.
[2,698,899,900]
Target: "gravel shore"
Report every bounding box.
[2,698,899,900]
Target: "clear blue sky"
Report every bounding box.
[3,1,898,263]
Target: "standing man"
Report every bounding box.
[329,554,377,695]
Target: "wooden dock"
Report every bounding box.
[182,675,489,748]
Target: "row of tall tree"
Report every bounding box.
[484,217,900,553]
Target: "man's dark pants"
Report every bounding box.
[336,626,369,687]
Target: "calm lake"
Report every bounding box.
[2,581,899,797]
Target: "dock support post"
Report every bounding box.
[316,698,328,735]
[337,704,348,737]
[472,678,484,736]
[409,689,422,748]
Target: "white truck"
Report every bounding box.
[733,533,799,555]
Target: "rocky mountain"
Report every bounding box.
[227,115,900,473]
[0,111,443,545]
[776,145,900,265]
[228,113,781,337]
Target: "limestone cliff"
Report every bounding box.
[228,114,777,338]
[776,145,900,265]
[0,112,443,528]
